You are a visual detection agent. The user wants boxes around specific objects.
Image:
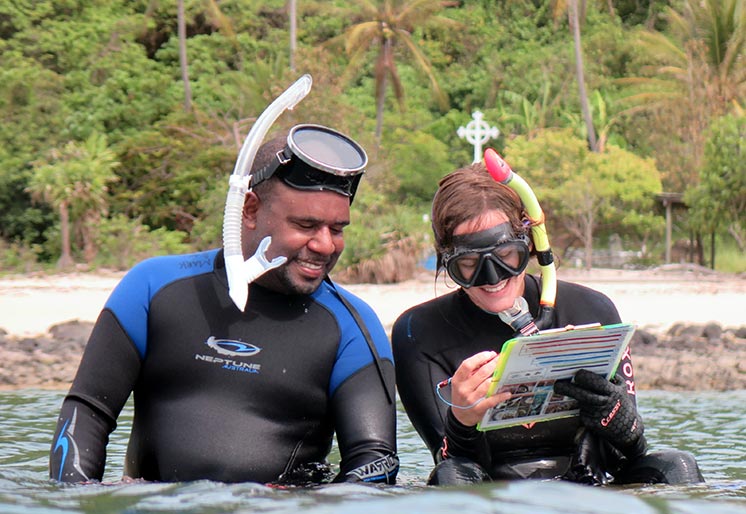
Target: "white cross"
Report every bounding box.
[457,111,500,163]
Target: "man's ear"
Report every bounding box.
[242,191,260,230]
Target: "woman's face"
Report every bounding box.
[452,209,526,314]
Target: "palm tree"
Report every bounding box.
[339,0,453,143]
[563,90,620,152]
[545,0,598,152]
[27,133,119,268]
[177,0,192,112]
[289,0,297,72]
[568,0,598,152]
[147,0,239,113]
[617,0,746,190]
[498,81,561,139]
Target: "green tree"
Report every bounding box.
[687,114,746,253]
[377,127,451,205]
[0,56,66,246]
[111,110,235,234]
[27,133,120,268]
[563,90,621,152]
[338,0,452,143]
[506,129,662,269]
[498,81,560,140]
[618,0,746,191]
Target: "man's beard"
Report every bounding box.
[262,259,328,296]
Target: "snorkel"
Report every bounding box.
[223,74,313,311]
[483,148,556,331]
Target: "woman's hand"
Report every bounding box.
[449,351,512,427]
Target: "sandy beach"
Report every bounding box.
[1,264,745,391]
[1,265,743,337]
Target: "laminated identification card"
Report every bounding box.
[477,323,635,431]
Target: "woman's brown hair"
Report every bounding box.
[431,162,533,269]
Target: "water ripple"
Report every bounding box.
[1,389,745,514]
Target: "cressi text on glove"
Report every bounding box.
[554,369,643,452]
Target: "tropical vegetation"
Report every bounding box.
[0,0,744,278]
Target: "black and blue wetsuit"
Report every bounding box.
[50,249,398,484]
[392,274,702,485]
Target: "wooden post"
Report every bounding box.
[664,198,672,264]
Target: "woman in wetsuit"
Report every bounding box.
[392,161,703,486]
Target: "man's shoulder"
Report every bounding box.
[316,280,378,319]
[315,280,393,338]
[132,249,219,272]
[117,249,220,294]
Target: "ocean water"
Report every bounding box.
[1,389,745,514]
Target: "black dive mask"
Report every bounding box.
[250,124,367,203]
[442,222,530,288]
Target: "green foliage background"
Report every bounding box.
[0,0,744,275]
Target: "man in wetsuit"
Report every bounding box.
[392,162,702,486]
[49,125,399,485]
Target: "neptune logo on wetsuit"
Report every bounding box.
[196,337,263,375]
[205,336,262,357]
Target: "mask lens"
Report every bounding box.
[447,252,481,286]
[252,124,367,201]
[445,240,530,288]
[289,125,367,176]
[493,242,526,270]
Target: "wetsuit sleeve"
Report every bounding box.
[392,311,449,459]
[392,312,491,467]
[332,360,399,484]
[49,309,142,482]
[441,409,492,466]
[326,289,398,484]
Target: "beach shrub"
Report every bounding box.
[93,215,189,269]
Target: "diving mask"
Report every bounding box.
[250,124,367,202]
[442,222,530,288]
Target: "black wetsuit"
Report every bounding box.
[392,274,702,484]
[50,249,399,485]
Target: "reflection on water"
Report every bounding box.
[1,389,745,514]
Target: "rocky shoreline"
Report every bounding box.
[2,319,746,391]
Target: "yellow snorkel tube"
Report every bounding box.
[484,148,556,330]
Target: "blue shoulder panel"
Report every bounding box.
[312,281,392,396]
[105,249,219,358]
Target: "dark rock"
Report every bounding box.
[632,329,658,346]
[668,323,705,338]
[49,320,93,342]
[733,326,746,339]
[703,322,723,342]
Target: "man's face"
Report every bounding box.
[243,182,350,295]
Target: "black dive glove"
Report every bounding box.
[554,369,644,456]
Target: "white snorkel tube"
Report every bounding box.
[223,74,313,311]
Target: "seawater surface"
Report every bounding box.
[1,389,745,514]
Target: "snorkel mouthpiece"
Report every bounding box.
[497,297,539,336]
[483,148,556,331]
[223,74,313,312]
